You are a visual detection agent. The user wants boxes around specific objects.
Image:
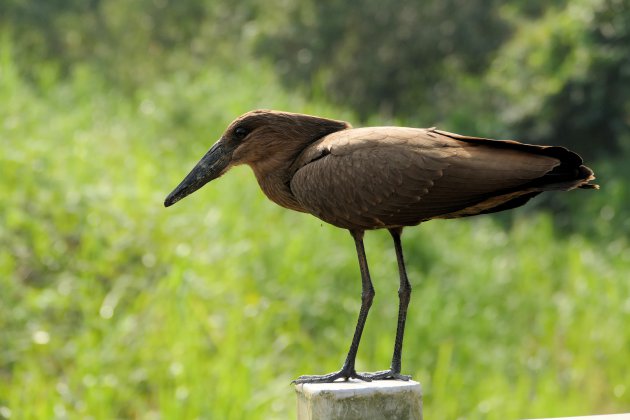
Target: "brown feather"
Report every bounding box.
[289,126,596,230]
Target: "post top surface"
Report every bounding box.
[295,379,421,399]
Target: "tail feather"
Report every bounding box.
[535,156,598,191]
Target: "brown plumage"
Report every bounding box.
[165,110,597,383]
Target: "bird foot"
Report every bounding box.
[360,369,411,381]
[292,368,372,384]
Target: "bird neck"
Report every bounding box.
[242,115,352,213]
[250,161,306,213]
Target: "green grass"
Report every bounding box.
[1,46,629,419]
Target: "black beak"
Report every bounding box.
[164,140,231,207]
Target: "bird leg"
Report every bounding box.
[293,230,375,384]
[363,228,412,381]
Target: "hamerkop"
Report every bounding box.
[164,110,597,384]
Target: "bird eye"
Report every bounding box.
[234,126,249,139]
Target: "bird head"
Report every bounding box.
[164,110,350,207]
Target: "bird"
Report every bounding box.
[164,109,597,384]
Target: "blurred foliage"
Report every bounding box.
[1,0,629,419]
[491,0,630,160]
[258,0,512,121]
[0,0,268,88]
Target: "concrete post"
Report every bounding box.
[295,380,422,420]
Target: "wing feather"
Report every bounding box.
[290,127,560,230]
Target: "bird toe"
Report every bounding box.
[360,370,412,381]
[292,369,372,384]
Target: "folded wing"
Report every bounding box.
[290,127,596,230]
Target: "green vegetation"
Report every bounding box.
[1,1,629,418]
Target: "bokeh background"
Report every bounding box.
[1,0,629,418]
